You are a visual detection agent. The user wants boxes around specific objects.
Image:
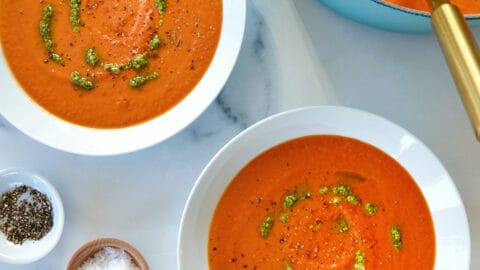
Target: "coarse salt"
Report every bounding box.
[78,246,140,270]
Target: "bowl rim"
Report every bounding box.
[318,0,480,33]
[178,105,471,270]
[0,0,246,156]
[0,167,65,264]
[372,0,480,19]
[66,237,149,270]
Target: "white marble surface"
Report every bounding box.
[1,0,479,269]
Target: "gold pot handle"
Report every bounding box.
[431,0,480,141]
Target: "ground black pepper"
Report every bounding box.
[0,185,53,245]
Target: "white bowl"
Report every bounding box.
[0,0,246,156]
[0,168,64,264]
[178,106,470,270]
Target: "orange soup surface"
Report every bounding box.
[385,0,480,14]
[209,135,435,269]
[0,0,222,128]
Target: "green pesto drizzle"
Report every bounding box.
[283,194,298,208]
[149,34,163,51]
[364,203,377,216]
[39,4,64,65]
[129,71,159,88]
[103,53,149,74]
[300,191,312,200]
[284,262,293,270]
[69,0,81,33]
[353,251,366,270]
[154,0,168,23]
[279,213,289,223]
[50,53,64,65]
[85,48,100,66]
[346,194,359,205]
[332,184,352,197]
[329,196,342,204]
[70,71,93,90]
[336,216,349,233]
[39,5,54,52]
[391,225,402,251]
[282,188,312,209]
[103,63,121,74]
[332,184,360,205]
[259,216,273,238]
[319,186,329,195]
[128,53,148,69]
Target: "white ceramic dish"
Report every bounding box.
[178,106,470,270]
[318,0,480,33]
[0,0,246,156]
[0,168,64,264]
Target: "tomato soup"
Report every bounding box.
[209,135,435,269]
[384,0,480,14]
[0,0,222,128]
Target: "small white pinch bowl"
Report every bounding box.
[0,168,64,264]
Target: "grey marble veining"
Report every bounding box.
[214,0,275,129]
[184,1,276,143]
